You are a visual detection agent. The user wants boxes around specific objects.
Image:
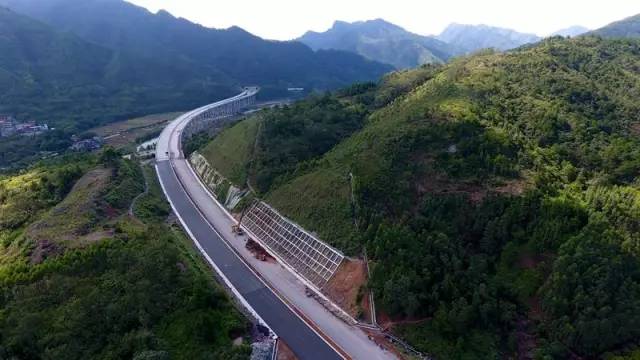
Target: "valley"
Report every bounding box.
[1,0,640,359]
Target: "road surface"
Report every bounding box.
[156,161,342,360]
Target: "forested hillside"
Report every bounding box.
[591,13,640,38]
[200,36,640,358]
[0,152,250,358]
[0,6,224,132]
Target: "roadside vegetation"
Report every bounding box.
[0,149,250,359]
[199,116,260,186]
[199,36,640,358]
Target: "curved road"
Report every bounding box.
[155,89,344,360]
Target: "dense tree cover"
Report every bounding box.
[542,218,640,357]
[0,130,74,168]
[253,95,369,192]
[0,153,250,359]
[359,37,640,358]
[203,36,640,358]
[201,65,443,196]
[368,185,640,358]
[0,225,249,360]
[0,6,237,133]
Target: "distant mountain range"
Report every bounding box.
[436,23,541,53]
[0,0,391,129]
[298,20,593,69]
[552,25,590,37]
[298,19,464,69]
[1,0,638,131]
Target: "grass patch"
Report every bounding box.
[200,116,260,186]
[266,166,357,253]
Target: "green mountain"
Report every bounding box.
[0,153,250,358]
[437,23,541,53]
[297,19,463,69]
[200,36,640,358]
[591,13,640,38]
[0,6,227,131]
[0,0,391,130]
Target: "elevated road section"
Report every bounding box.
[156,87,258,162]
[155,88,397,360]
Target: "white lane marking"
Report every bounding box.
[155,163,272,334]
[157,162,347,359]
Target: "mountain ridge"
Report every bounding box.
[590,13,640,38]
[297,18,597,69]
[0,5,220,130]
[298,18,462,69]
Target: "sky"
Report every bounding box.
[127,0,640,40]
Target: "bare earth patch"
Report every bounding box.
[416,168,485,203]
[516,252,553,360]
[494,177,528,197]
[360,284,373,323]
[322,258,367,317]
[91,112,182,149]
[276,340,298,360]
[26,168,112,248]
[29,239,62,265]
[77,229,116,246]
[416,165,529,204]
[364,329,408,360]
[245,238,276,263]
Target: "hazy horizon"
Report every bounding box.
[127,0,640,40]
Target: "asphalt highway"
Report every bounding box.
[156,160,343,360]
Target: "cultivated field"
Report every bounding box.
[91,112,183,149]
